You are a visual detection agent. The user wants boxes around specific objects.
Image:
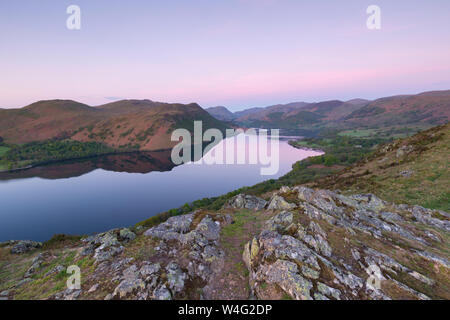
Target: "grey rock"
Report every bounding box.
[113,265,145,299]
[225,194,267,210]
[399,170,413,178]
[317,282,341,300]
[140,263,160,277]
[94,244,124,262]
[396,145,414,158]
[15,278,32,288]
[0,290,10,296]
[266,211,293,231]
[153,285,172,300]
[88,283,99,293]
[144,214,194,240]
[45,265,65,277]
[259,259,312,300]
[166,262,187,295]
[195,216,220,241]
[119,228,136,242]
[314,292,329,300]
[301,265,320,279]
[11,240,42,254]
[267,195,296,210]
[63,289,82,300]
[24,253,45,278]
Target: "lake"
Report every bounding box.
[0,135,322,241]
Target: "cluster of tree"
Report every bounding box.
[0,140,115,170]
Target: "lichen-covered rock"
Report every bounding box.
[244,186,450,300]
[301,265,320,280]
[195,216,220,241]
[113,265,146,298]
[166,262,187,295]
[94,243,124,262]
[243,237,259,269]
[144,214,193,240]
[266,211,293,231]
[153,285,172,300]
[140,262,160,277]
[258,259,312,300]
[267,195,296,210]
[225,194,267,210]
[113,278,145,299]
[317,282,341,300]
[10,240,42,254]
[119,228,136,242]
[142,212,225,299]
[24,253,45,278]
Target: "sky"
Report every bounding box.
[0,0,449,111]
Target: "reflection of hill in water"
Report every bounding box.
[0,150,176,181]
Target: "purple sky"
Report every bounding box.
[1,0,449,111]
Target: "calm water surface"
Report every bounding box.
[0,136,322,241]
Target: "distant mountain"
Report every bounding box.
[0,99,229,151]
[345,98,370,106]
[233,100,357,129]
[205,90,449,132]
[342,90,450,128]
[233,107,264,119]
[205,106,235,121]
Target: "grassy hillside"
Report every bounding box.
[311,123,450,211]
[0,100,230,171]
[227,91,449,137]
[0,100,229,151]
[342,91,450,128]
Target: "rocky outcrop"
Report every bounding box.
[24,253,45,278]
[267,195,297,210]
[2,186,448,301]
[244,186,450,300]
[9,240,42,254]
[81,229,131,262]
[143,212,228,299]
[225,194,267,210]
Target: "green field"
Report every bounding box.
[0,146,10,157]
[337,125,431,139]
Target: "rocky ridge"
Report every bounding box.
[0,186,448,300]
[241,186,449,300]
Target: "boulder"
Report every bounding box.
[153,285,172,300]
[119,228,136,242]
[259,259,312,300]
[195,216,220,241]
[113,265,146,298]
[10,240,42,254]
[165,262,187,295]
[267,195,296,210]
[140,263,160,277]
[225,194,267,210]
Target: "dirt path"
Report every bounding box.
[206,209,271,299]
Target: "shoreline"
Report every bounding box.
[287,139,324,154]
[0,147,175,174]
[0,140,321,244]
